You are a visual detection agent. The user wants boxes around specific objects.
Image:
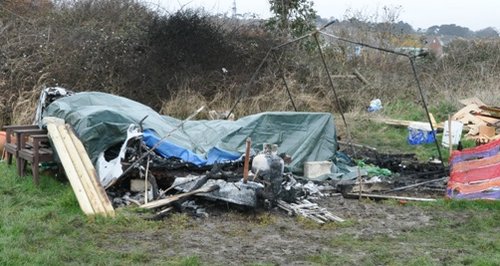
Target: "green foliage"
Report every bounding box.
[0,0,280,116]
[475,27,500,38]
[147,10,237,75]
[426,24,474,38]
[267,0,317,37]
[357,161,392,176]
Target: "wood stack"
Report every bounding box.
[46,118,115,217]
[372,113,441,129]
[452,97,500,144]
[277,199,345,224]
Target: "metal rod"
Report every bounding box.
[226,49,272,119]
[319,30,445,168]
[272,50,297,111]
[384,177,446,193]
[319,31,409,57]
[272,33,313,50]
[225,20,340,119]
[318,20,338,31]
[409,57,445,169]
[313,33,355,156]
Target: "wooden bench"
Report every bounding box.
[2,125,54,185]
[3,125,40,165]
[4,126,46,173]
[18,134,54,186]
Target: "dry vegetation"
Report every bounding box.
[1,0,499,128]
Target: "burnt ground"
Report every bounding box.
[93,146,472,265]
[99,195,475,265]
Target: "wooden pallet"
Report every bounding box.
[277,199,344,224]
[46,118,115,217]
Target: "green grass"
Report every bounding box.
[417,198,500,211]
[0,162,200,265]
[307,202,500,265]
[351,120,444,161]
[1,154,499,265]
[429,100,457,122]
[352,99,476,163]
[382,99,427,121]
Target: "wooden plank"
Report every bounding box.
[141,185,218,209]
[278,200,345,223]
[474,114,500,125]
[429,113,437,129]
[57,124,108,216]
[372,117,443,129]
[353,69,369,85]
[47,123,95,215]
[452,104,481,121]
[459,97,485,107]
[455,113,485,128]
[65,125,115,216]
[479,105,500,117]
[346,193,437,202]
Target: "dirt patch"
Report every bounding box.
[102,196,471,265]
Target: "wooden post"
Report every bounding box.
[357,166,362,199]
[353,69,369,85]
[448,114,453,155]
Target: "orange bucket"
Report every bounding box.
[0,131,6,158]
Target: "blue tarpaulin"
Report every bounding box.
[143,129,241,166]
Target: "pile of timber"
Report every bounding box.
[452,97,500,144]
[371,97,500,145]
[277,199,345,224]
[46,118,115,217]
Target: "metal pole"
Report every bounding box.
[313,33,355,156]
[318,30,445,167]
[225,20,340,119]
[226,49,272,119]
[271,50,297,111]
[319,31,409,57]
[409,57,445,169]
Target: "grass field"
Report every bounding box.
[0,163,201,265]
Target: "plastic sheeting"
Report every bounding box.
[448,139,500,200]
[44,92,338,175]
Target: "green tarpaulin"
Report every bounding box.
[45,92,337,174]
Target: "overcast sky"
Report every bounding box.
[148,0,499,31]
